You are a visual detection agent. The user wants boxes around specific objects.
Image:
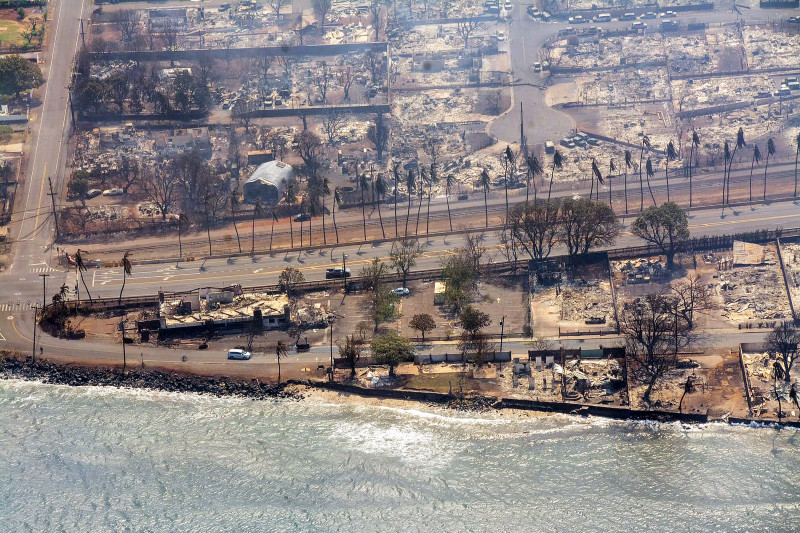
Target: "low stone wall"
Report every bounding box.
[0,353,296,400]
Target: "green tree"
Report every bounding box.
[559,198,620,263]
[460,305,491,337]
[410,313,436,341]
[631,202,689,270]
[507,199,561,261]
[371,331,414,377]
[0,55,44,98]
[67,172,90,205]
[361,258,398,331]
[74,79,107,115]
[458,305,492,364]
[390,237,422,287]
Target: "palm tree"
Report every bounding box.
[306,195,315,246]
[480,168,491,227]
[678,376,692,413]
[725,127,746,206]
[230,190,242,253]
[503,145,514,223]
[252,199,265,255]
[608,159,616,208]
[722,140,731,207]
[405,168,415,236]
[275,341,288,384]
[623,150,632,213]
[748,144,762,203]
[665,140,677,203]
[332,186,342,243]
[285,184,297,248]
[591,158,604,202]
[638,134,652,211]
[392,162,401,237]
[415,166,426,234]
[445,173,455,231]
[645,157,656,206]
[321,177,331,245]
[118,251,132,305]
[203,192,213,257]
[423,164,436,235]
[794,133,800,199]
[359,172,369,240]
[688,130,700,208]
[763,137,776,202]
[547,150,563,203]
[526,154,543,204]
[299,194,308,247]
[74,249,92,305]
[270,209,279,251]
[374,172,387,239]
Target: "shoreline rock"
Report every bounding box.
[0,353,300,401]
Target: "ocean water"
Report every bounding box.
[1,380,799,532]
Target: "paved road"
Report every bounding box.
[5,0,87,306]
[41,196,799,300]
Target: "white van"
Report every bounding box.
[227,348,252,360]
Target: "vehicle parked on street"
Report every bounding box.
[391,287,410,296]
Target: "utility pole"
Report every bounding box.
[499,315,506,353]
[120,315,127,373]
[342,253,348,294]
[47,177,59,239]
[39,273,49,308]
[79,19,86,47]
[519,103,526,156]
[32,306,38,362]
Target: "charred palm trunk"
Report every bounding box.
[623,169,628,213]
[446,186,453,231]
[376,195,385,239]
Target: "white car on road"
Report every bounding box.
[227,349,252,360]
[391,287,410,296]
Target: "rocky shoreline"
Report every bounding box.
[0,353,300,401]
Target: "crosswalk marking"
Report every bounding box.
[30,267,60,274]
[0,302,33,312]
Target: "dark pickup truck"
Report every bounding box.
[325,267,351,279]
